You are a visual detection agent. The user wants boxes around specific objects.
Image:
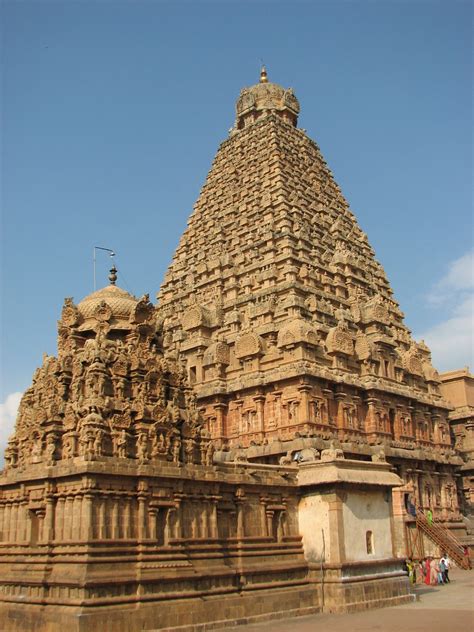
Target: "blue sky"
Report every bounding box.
[1,1,473,434]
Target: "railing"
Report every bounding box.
[415,506,469,570]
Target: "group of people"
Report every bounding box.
[405,554,451,585]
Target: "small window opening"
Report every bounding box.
[366,530,374,555]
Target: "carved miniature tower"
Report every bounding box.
[159,69,462,533]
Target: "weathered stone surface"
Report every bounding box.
[439,368,474,523]
[4,68,467,630]
[157,70,464,541]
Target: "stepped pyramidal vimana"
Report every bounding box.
[1,69,472,632]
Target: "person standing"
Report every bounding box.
[438,557,446,584]
[426,508,433,526]
[440,554,450,583]
[424,558,432,585]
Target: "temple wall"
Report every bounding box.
[298,493,330,562]
[342,490,393,562]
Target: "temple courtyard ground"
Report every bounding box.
[218,567,473,632]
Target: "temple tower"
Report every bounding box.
[158,69,463,537]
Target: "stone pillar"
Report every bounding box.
[163,508,171,545]
[326,491,346,564]
[335,392,346,431]
[55,496,65,541]
[97,496,108,540]
[43,496,55,542]
[236,502,245,539]
[173,498,183,539]
[254,395,265,436]
[148,508,157,540]
[394,405,403,440]
[200,501,209,538]
[235,487,246,539]
[274,393,282,429]
[65,496,74,540]
[72,495,82,541]
[214,403,227,439]
[3,504,11,542]
[10,503,18,543]
[123,498,131,539]
[36,510,45,544]
[137,483,148,541]
[298,385,311,425]
[260,499,268,536]
[352,395,362,430]
[20,500,29,542]
[0,504,5,541]
[82,492,94,542]
[365,397,379,434]
[190,501,199,539]
[266,510,274,538]
[209,499,218,538]
[111,496,120,540]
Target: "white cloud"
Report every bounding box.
[417,250,474,372]
[427,250,474,305]
[0,392,22,465]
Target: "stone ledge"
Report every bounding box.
[298,458,402,488]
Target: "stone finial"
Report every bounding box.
[260,65,268,83]
[109,265,118,286]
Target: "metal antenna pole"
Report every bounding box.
[93,246,116,290]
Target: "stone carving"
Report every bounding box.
[297,447,320,462]
[203,341,230,367]
[326,322,354,356]
[181,304,212,331]
[321,441,344,462]
[277,318,319,348]
[403,345,424,377]
[234,332,264,359]
[5,273,214,470]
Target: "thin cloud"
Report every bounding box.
[417,250,474,372]
[0,392,22,465]
[427,250,474,305]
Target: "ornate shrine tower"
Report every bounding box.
[159,69,464,535]
[0,266,413,629]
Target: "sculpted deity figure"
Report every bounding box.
[205,440,215,466]
[136,432,149,461]
[115,429,128,458]
[183,438,195,465]
[151,431,168,458]
[312,400,322,422]
[62,433,76,459]
[345,406,355,428]
[93,428,104,456]
[171,436,181,464]
[113,377,127,401]
[4,440,18,469]
[31,435,43,461]
[79,425,96,457]
[45,433,57,464]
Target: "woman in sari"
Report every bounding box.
[424,558,431,585]
[430,558,438,585]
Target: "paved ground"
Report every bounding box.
[220,568,474,632]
